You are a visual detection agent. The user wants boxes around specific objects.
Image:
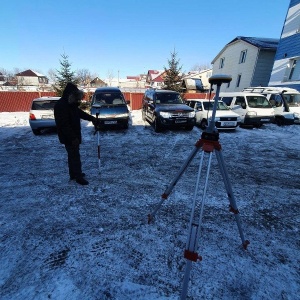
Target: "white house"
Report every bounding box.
[183,69,212,91]
[15,69,49,88]
[269,0,300,91]
[211,36,278,92]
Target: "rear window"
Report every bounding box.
[31,100,57,110]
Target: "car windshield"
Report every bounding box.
[283,94,300,107]
[93,93,125,105]
[246,96,272,108]
[32,100,57,110]
[201,101,230,110]
[155,93,183,104]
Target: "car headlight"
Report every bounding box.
[209,116,220,121]
[159,112,172,118]
[237,116,242,122]
[188,111,196,118]
[246,111,257,116]
[294,112,300,119]
[117,113,129,118]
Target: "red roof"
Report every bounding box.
[15,69,43,77]
[0,91,56,112]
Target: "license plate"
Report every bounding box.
[42,115,54,119]
[104,120,118,124]
[175,119,187,123]
[261,118,270,122]
[222,121,236,126]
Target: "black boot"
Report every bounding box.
[70,173,86,180]
[75,177,89,185]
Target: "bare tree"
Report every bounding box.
[76,68,92,87]
[190,63,212,72]
[106,70,114,86]
[47,68,57,84]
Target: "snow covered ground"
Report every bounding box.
[0,110,299,300]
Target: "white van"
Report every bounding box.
[243,87,300,125]
[218,92,275,128]
[186,99,241,130]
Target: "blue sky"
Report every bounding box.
[0,0,290,79]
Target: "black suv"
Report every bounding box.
[90,87,130,129]
[142,89,195,132]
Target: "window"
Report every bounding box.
[221,96,233,106]
[236,74,242,87]
[288,59,300,80]
[219,57,225,69]
[239,50,247,63]
[235,96,246,109]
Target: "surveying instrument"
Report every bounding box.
[147,74,250,299]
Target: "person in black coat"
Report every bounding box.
[54,82,97,185]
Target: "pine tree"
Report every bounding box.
[53,53,78,96]
[163,49,183,92]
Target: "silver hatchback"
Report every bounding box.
[29,97,60,135]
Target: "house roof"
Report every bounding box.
[15,69,46,77]
[228,36,279,49]
[147,70,164,80]
[212,36,279,63]
[90,77,105,84]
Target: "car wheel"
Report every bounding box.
[123,122,129,129]
[32,128,41,135]
[153,118,162,132]
[200,120,207,130]
[275,116,284,126]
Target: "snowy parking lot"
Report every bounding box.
[0,110,299,299]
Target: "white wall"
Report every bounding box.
[212,41,258,92]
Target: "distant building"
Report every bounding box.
[90,77,107,88]
[145,70,166,89]
[183,70,212,92]
[15,69,49,87]
[211,36,279,92]
[269,0,300,91]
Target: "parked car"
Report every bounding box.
[243,87,300,125]
[29,96,60,135]
[186,99,241,130]
[142,89,195,132]
[218,92,275,128]
[90,87,130,129]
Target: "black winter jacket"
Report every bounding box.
[54,83,94,145]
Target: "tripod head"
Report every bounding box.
[209,74,232,86]
[205,74,232,134]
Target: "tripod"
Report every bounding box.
[147,75,249,299]
[94,112,101,173]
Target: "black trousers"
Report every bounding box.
[65,144,82,179]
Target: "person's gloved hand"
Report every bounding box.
[92,117,100,130]
[92,117,98,126]
[72,138,80,146]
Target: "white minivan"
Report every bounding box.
[186,99,241,130]
[218,92,275,128]
[243,87,300,125]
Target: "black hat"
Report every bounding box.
[62,82,79,98]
